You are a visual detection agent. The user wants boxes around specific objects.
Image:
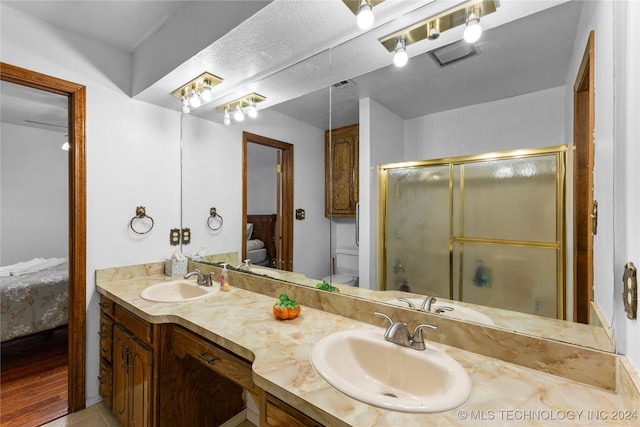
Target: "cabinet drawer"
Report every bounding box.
[98,358,113,410]
[170,326,255,393]
[266,394,324,427]
[99,314,114,363]
[115,305,152,345]
[99,295,114,317]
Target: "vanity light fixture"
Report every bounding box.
[189,88,201,108]
[378,0,497,65]
[393,37,408,67]
[171,72,223,114]
[216,93,266,125]
[247,100,258,118]
[181,96,190,114]
[356,0,374,30]
[234,104,245,122]
[463,6,482,43]
[342,0,383,30]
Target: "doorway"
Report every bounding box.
[0,63,86,414]
[242,132,293,271]
[573,31,595,323]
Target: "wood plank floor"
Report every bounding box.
[1,327,69,427]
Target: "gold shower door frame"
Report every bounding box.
[378,145,567,320]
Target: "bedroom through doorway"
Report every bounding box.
[242,132,293,271]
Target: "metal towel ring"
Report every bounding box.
[129,206,154,235]
[207,207,223,231]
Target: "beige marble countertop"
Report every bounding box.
[97,274,633,427]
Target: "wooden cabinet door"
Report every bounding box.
[99,314,114,363]
[112,326,129,426]
[325,124,359,217]
[129,337,152,427]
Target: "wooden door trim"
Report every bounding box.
[242,132,294,271]
[572,31,595,323]
[1,62,86,411]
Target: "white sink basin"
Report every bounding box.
[389,298,495,326]
[140,279,219,303]
[311,329,472,413]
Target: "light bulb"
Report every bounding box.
[234,105,245,121]
[61,142,70,151]
[201,83,212,103]
[463,13,482,43]
[356,0,374,30]
[247,101,257,118]
[182,104,190,114]
[223,108,231,126]
[393,37,408,67]
[189,89,201,108]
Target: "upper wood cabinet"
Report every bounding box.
[325,124,359,217]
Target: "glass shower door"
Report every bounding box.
[385,165,450,297]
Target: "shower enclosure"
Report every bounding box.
[379,146,566,320]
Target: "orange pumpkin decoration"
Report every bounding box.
[273,293,301,320]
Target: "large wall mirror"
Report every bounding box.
[180,0,614,353]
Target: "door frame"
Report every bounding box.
[573,31,595,323]
[1,63,86,411]
[242,132,294,271]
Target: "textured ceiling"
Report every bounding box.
[1,0,580,131]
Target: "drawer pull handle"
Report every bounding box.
[196,352,216,365]
[99,302,110,309]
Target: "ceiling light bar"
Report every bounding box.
[171,72,223,112]
[342,0,384,16]
[216,93,266,125]
[378,0,497,52]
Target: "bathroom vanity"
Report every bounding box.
[96,262,639,427]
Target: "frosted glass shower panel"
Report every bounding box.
[385,166,450,296]
[455,242,559,318]
[462,156,557,242]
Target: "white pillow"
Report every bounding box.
[246,239,265,251]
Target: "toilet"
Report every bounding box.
[322,247,359,287]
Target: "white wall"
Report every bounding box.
[613,0,640,370]
[358,98,406,290]
[247,143,278,214]
[405,85,566,160]
[0,124,69,265]
[1,6,182,405]
[181,109,330,281]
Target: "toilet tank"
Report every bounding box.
[335,247,359,276]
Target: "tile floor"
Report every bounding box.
[40,403,256,427]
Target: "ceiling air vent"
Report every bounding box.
[429,40,478,67]
[332,80,354,89]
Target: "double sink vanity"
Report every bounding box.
[96,260,639,427]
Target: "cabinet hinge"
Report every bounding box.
[276,164,282,173]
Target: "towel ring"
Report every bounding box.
[207,207,223,231]
[130,206,154,235]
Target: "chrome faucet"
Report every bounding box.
[184,269,213,286]
[236,259,251,272]
[374,312,437,351]
[421,296,436,312]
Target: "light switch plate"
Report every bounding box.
[170,228,181,246]
[295,209,306,220]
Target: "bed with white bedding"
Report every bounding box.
[246,214,277,267]
[0,258,69,342]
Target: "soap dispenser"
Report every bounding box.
[220,263,230,291]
